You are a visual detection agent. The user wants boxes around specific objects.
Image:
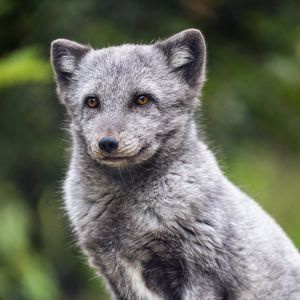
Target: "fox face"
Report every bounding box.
[51,29,206,167]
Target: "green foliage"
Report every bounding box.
[0,47,51,87]
[0,0,299,299]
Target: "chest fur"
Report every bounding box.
[76,195,189,300]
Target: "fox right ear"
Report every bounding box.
[51,39,91,88]
[155,29,206,89]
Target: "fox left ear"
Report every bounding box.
[51,39,92,89]
[156,29,206,88]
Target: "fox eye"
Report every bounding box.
[85,96,100,109]
[134,94,152,106]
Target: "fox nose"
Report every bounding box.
[98,136,119,153]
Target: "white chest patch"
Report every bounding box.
[122,260,164,300]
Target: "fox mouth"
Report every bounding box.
[100,146,148,165]
[102,156,130,162]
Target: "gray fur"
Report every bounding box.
[51,29,300,300]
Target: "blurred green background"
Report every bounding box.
[0,0,299,299]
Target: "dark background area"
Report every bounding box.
[0,0,299,299]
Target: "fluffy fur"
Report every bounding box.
[51,29,300,300]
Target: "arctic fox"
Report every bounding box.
[51,29,300,300]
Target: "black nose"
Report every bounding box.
[98,136,119,153]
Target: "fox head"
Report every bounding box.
[51,29,206,168]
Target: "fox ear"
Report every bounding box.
[51,39,91,88]
[156,29,206,88]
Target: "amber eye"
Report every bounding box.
[85,96,99,109]
[134,95,151,106]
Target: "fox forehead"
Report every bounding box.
[78,44,165,78]
[72,45,179,102]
